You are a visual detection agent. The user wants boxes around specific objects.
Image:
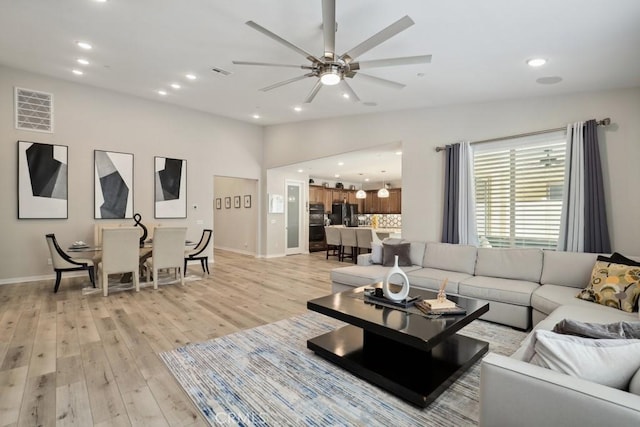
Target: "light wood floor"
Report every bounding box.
[0,249,344,426]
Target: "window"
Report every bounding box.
[473,131,566,249]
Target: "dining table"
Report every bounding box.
[68,240,193,282]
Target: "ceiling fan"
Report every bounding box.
[232,0,431,103]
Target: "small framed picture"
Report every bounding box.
[244,195,251,208]
[225,197,231,209]
[215,198,221,209]
[234,195,241,208]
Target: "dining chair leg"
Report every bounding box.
[153,267,159,290]
[53,271,62,293]
[204,258,209,274]
[184,259,188,275]
[179,268,185,286]
[88,266,96,288]
[103,271,109,297]
[133,269,140,292]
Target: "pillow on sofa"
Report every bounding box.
[525,330,640,390]
[576,260,640,313]
[382,242,412,267]
[552,319,640,339]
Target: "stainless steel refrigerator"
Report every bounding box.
[331,203,358,227]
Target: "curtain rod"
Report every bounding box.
[434,117,611,152]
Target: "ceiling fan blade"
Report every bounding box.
[245,21,321,64]
[259,74,314,92]
[352,55,431,70]
[341,80,360,102]
[322,0,336,59]
[304,80,323,103]
[342,15,414,61]
[352,72,406,90]
[233,60,313,69]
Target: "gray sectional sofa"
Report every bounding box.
[330,241,640,425]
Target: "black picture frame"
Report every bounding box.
[244,195,251,208]
[18,140,68,219]
[225,197,231,209]
[94,150,134,219]
[215,198,221,209]
[234,195,241,208]
[154,156,187,218]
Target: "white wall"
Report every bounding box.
[264,88,640,254]
[213,176,258,255]
[0,65,263,282]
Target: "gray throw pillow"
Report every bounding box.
[371,242,383,264]
[553,319,640,339]
[383,242,412,267]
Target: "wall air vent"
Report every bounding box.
[15,87,54,133]
[211,67,232,76]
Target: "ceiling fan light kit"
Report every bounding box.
[232,0,431,104]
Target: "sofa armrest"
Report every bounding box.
[357,253,373,266]
[480,353,640,427]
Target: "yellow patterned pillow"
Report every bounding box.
[577,260,640,313]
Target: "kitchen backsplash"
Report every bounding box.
[359,214,401,228]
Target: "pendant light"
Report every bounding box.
[377,170,389,198]
[355,173,366,199]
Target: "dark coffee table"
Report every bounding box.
[307,286,490,407]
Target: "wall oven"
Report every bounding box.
[309,203,326,252]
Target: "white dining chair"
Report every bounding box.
[324,226,341,260]
[145,227,187,289]
[45,234,96,293]
[339,227,358,263]
[99,227,140,297]
[355,228,373,255]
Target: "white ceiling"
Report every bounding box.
[1,0,639,182]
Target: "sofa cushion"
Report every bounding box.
[512,304,639,361]
[371,242,382,264]
[630,369,640,396]
[459,275,538,306]
[330,264,422,287]
[405,268,473,294]
[383,242,411,266]
[475,247,543,282]
[523,330,640,390]
[530,284,637,316]
[540,250,602,288]
[422,242,477,274]
[576,260,640,313]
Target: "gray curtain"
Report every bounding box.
[583,119,611,253]
[441,144,460,243]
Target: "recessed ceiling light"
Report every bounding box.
[94,0,108,3]
[293,106,302,112]
[72,69,84,76]
[252,114,260,119]
[334,174,340,178]
[395,151,402,155]
[342,93,350,99]
[185,73,197,80]
[365,178,370,182]
[527,58,547,67]
[157,90,167,96]
[338,162,344,166]
[76,41,92,50]
[297,169,304,173]
[77,58,89,65]
[170,83,181,89]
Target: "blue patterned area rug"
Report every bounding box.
[160,312,526,426]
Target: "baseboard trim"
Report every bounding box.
[214,246,257,257]
[0,271,86,286]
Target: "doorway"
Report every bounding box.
[285,180,305,255]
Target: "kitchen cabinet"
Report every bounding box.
[363,189,402,214]
[308,185,399,214]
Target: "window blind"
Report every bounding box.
[473,131,566,249]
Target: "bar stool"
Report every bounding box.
[355,228,373,255]
[339,228,357,263]
[324,227,341,260]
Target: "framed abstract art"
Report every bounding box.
[154,156,187,218]
[18,140,68,219]
[94,150,134,219]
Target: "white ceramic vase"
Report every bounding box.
[382,255,410,301]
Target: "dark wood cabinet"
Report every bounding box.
[309,185,401,214]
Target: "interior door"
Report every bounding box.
[285,181,304,254]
